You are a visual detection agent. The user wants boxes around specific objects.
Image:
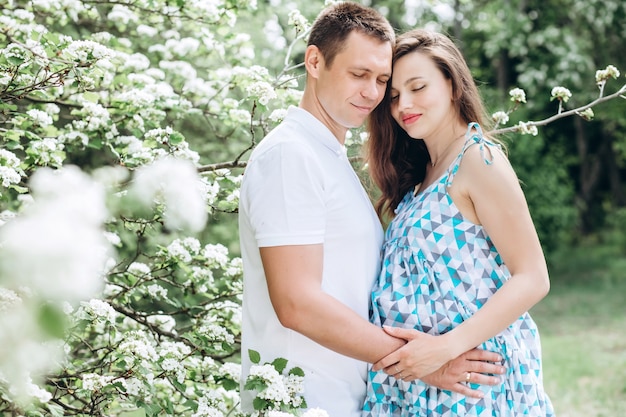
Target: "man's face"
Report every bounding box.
[315,31,392,134]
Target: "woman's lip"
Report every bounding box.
[402,114,421,124]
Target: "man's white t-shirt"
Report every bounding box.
[239,107,383,417]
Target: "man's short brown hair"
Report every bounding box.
[307,2,395,68]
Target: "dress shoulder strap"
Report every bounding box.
[445,122,501,187]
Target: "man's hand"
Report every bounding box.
[376,327,505,398]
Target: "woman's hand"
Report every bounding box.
[373,326,454,380]
[373,326,505,397]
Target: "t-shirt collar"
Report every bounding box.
[288,106,347,157]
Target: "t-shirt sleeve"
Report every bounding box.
[243,141,325,247]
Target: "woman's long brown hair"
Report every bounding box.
[365,29,495,220]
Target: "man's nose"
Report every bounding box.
[361,79,380,100]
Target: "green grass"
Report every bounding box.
[530,244,626,416]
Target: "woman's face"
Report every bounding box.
[389,51,456,141]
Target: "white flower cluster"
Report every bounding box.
[191,395,226,417]
[491,110,509,125]
[516,121,539,136]
[107,4,138,25]
[26,109,53,127]
[0,288,22,313]
[249,364,291,404]
[62,39,114,63]
[71,101,111,132]
[118,331,159,363]
[128,261,151,277]
[28,138,65,167]
[81,299,117,323]
[287,10,309,33]
[147,283,168,299]
[0,149,24,189]
[82,373,115,391]
[163,237,202,263]
[198,322,235,344]
[595,64,620,83]
[203,243,229,269]
[246,81,277,106]
[158,341,191,383]
[550,86,572,103]
[0,166,110,302]
[218,362,241,381]
[129,157,208,233]
[146,314,176,333]
[266,408,329,417]
[509,87,527,103]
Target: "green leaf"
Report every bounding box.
[171,378,186,393]
[221,378,237,390]
[252,397,268,411]
[271,357,288,374]
[248,349,261,364]
[244,378,267,391]
[46,403,65,417]
[289,366,305,377]
[82,91,100,103]
[169,131,185,145]
[119,409,146,417]
[37,303,67,339]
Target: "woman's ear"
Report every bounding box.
[304,45,323,79]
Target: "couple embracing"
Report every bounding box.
[239,2,554,416]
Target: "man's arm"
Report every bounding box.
[260,244,504,396]
[260,244,404,362]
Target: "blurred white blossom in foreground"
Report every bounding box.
[0,165,113,401]
[129,156,208,233]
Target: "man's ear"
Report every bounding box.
[304,45,324,79]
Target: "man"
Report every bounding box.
[239,3,503,416]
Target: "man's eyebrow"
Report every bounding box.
[349,67,392,78]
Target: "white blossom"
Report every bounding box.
[491,111,509,125]
[203,243,229,269]
[137,24,158,37]
[119,334,159,362]
[288,10,309,33]
[107,4,138,25]
[0,166,110,301]
[198,323,234,344]
[509,87,527,103]
[302,408,330,417]
[129,157,208,233]
[0,166,22,188]
[517,121,539,136]
[595,64,620,83]
[268,108,288,123]
[219,362,241,382]
[128,262,151,276]
[246,81,277,105]
[0,288,22,313]
[82,373,114,391]
[147,284,168,298]
[62,40,113,63]
[82,299,117,323]
[146,314,176,333]
[248,364,290,404]
[551,86,572,103]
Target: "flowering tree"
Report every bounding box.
[0,0,624,416]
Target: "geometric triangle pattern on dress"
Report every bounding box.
[363,123,554,417]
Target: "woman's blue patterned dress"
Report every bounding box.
[362,124,554,416]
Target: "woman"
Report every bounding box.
[362,29,554,416]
